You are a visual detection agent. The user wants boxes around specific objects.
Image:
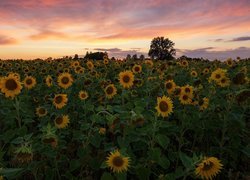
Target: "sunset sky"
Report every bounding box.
[0,0,250,60]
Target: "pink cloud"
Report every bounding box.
[0,35,18,45]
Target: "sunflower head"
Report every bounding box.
[57,72,73,89]
[23,76,36,89]
[36,107,48,117]
[106,150,130,173]
[132,64,142,74]
[86,61,94,70]
[14,144,33,164]
[119,70,134,89]
[190,70,198,77]
[0,73,22,98]
[104,84,117,99]
[53,94,68,109]
[54,115,70,129]
[165,80,176,94]
[179,93,193,105]
[155,95,174,118]
[79,90,89,100]
[45,75,53,87]
[195,157,223,180]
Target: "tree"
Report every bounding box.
[126,54,131,60]
[73,54,79,60]
[139,54,145,60]
[132,54,138,60]
[84,52,107,60]
[148,37,176,60]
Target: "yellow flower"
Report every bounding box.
[218,76,230,87]
[45,75,53,87]
[225,58,233,67]
[57,72,73,89]
[86,61,94,70]
[203,68,210,74]
[54,115,70,129]
[104,84,117,99]
[144,60,154,67]
[36,107,48,117]
[106,150,130,173]
[165,80,176,94]
[132,64,142,74]
[119,70,134,89]
[79,91,89,100]
[23,76,37,89]
[99,127,106,135]
[190,70,198,77]
[181,85,194,96]
[195,157,223,180]
[155,95,173,118]
[53,94,68,109]
[199,97,209,111]
[179,93,193,105]
[180,60,188,67]
[209,68,227,83]
[0,73,22,98]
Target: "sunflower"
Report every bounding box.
[86,61,94,70]
[190,70,198,77]
[195,157,223,180]
[54,115,70,129]
[225,58,233,67]
[106,150,130,173]
[74,66,84,74]
[103,59,109,65]
[0,73,22,98]
[203,68,210,74]
[57,72,73,89]
[179,93,193,105]
[165,80,176,94]
[45,75,53,87]
[155,95,173,117]
[119,70,134,89]
[209,68,227,83]
[79,90,89,100]
[181,85,194,95]
[23,76,36,89]
[144,60,153,67]
[132,64,142,74]
[36,107,48,117]
[99,127,106,135]
[53,94,68,109]
[104,84,117,99]
[181,60,188,67]
[218,77,230,87]
[199,97,209,111]
[14,144,33,164]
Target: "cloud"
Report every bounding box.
[178,47,250,60]
[0,35,18,45]
[29,30,69,40]
[229,36,250,42]
[93,48,147,57]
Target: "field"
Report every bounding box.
[0,58,249,179]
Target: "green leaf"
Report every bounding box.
[158,155,170,169]
[101,172,114,180]
[155,134,170,149]
[135,166,151,180]
[69,159,81,171]
[241,145,250,157]
[179,152,193,169]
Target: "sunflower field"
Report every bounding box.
[0,57,249,179]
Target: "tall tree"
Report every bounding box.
[148,37,176,60]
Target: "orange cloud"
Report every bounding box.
[0,35,18,45]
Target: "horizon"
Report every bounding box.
[0,0,250,60]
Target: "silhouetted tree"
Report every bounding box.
[148,37,176,60]
[84,52,107,60]
[74,54,79,60]
[139,54,145,60]
[132,54,138,60]
[126,54,131,60]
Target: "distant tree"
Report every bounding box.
[132,54,138,60]
[126,54,131,60]
[73,54,79,60]
[139,54,145,60]
[111,57,116,61]
[84,52,107,60]
[148,37,176,60]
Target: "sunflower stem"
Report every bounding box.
[14,97,21,128]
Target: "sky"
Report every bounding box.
[0,0,250,60]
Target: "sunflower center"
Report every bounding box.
[81,93,86,98]
[183,95,188,100]
[55,96,63,104]
[5,79,18,90]
[39,108,46,115]
[166,82,172,89]
[215,74,221,79]
[221,79,226,83]
[56,117,63,125]
[135,67,140,71]
[106,86,114,94]
[123,75,130,83]
[61,77,69,84]
[159,101,169,112]
[185,88,191,93]
[112,156,124,167]
[26,78,33,85]
[202,162,214,171]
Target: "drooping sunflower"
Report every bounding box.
[155,95,173,118]
[104,84,117,99]
[54,115,70,129]
[165,80,176,94]
[195,157,223,180]
[106,150,130,173]
[57,72,73,89]
[45,75,53,87]
[132,64,142,74]
[53,94,68,109]
[36,107,48,117]
[0,73,22,98]
[23,76,37,89]
[199,97,209,111]
[119,70,134,89]
[179,93,193,105]
[79,90,89,100]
